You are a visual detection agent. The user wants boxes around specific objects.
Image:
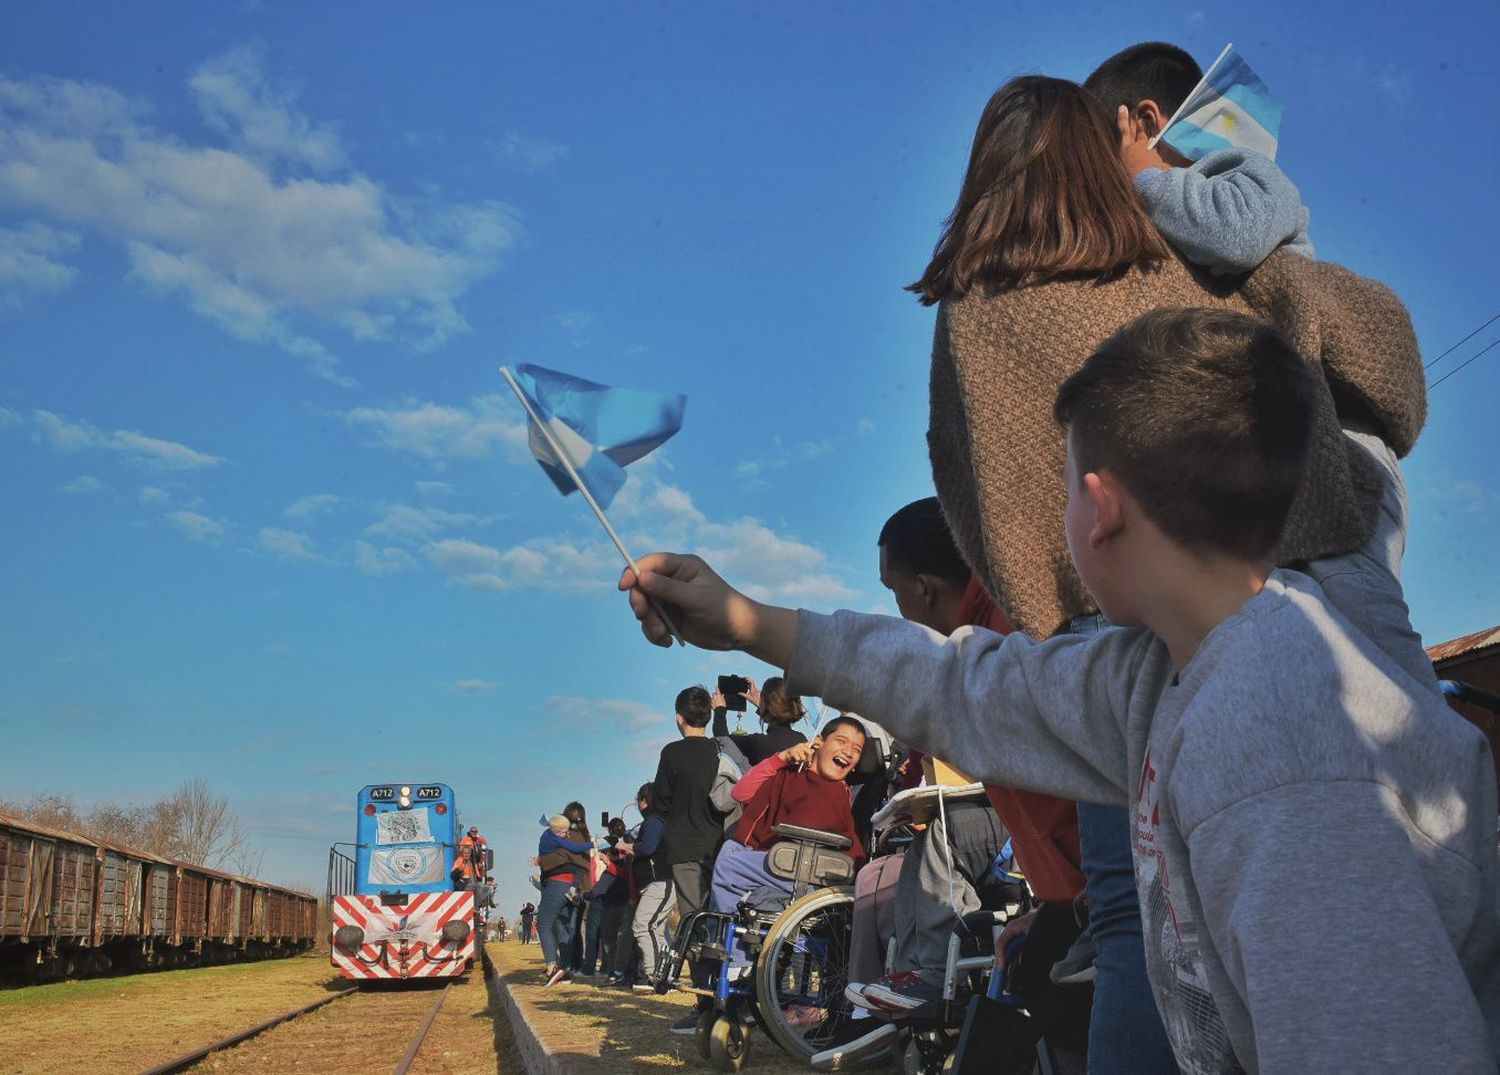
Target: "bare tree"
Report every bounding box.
[1,780,265,875]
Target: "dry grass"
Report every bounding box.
[0,954,339,1074]
[489,941,808,1073]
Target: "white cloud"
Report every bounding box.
[190,45,344,172]
[416,473,855,605]
[494,132,569,172]
[353,540,417,575]
[0,222,79,302]
[28,410,223,469]
[366,503,481,542]
[555,309,594,341]
[59,475,103,494]
[167,510,226,541]
[266,642,293,658]
[0,55,519,377]
[855,418,876,437]
[284,493,341,519]
[545,696,669,762]
[259,526,318,561]
[454,678,499,694]
[415,480,451,496]
[139,485,170,504]
[345,394,527,460]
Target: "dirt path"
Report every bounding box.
[0,954,338,1074]
[185,962,503,1074]
[489,941,807,1073]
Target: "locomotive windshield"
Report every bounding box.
[354,783,458,894]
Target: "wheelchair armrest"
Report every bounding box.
[771,823,852,850]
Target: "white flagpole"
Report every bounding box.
[500,366,685,647]
[1148,42,1233,149]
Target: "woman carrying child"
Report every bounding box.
[910,74,1428,1072]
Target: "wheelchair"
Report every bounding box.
[656,823,862,1071]
[814,839,1035,1074]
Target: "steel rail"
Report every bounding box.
[392,981,453,1075]
[138,987,355,1074]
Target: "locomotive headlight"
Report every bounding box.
[398,795,412,808]
[400,786,411,796]
[334,925,365,952]
[441,920,471,943]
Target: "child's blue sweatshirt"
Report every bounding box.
[538,830,593,855]
[1134,148,1313,273]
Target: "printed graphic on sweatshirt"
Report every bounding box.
[1134,750,1242,1074]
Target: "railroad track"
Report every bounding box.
[139,956,480,1075]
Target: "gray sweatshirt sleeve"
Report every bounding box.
[1135,149,1314,273]
[1186,781,1495,1072]
[786,609,1147,805]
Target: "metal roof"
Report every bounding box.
[1427,624,1500,665]
[0,810,99,848]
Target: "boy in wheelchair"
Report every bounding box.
[660,716,868,1070]
[711,716,867,917]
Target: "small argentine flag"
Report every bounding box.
[1153,44,1284,162]
[506,363,685,510]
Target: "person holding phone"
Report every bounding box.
[711,674,808,767]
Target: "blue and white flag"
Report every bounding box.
[508,363,686,510]
[1155,44,1283,162]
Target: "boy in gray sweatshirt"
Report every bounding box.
[618,309,1499,1073]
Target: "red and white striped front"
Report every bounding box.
[331,891,475,979]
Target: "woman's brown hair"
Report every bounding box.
[758,677,806,727]
[909,75,1168,305]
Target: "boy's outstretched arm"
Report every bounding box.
[621,553,1141,804]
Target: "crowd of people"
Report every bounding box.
[501,39,1499,1074]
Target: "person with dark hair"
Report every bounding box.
[616,306,1500,1073]
[839,501,1071,1028]
[518,901,536,944]
[616,782,672,990]
[708,717,868,923]
[911,72,1428,1074]
[533,813,594,986]
[651,685,724,1031]
[711,674,809,767]
[1085,42,1311,275]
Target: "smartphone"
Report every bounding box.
[718,674,750,712]
[600,810,610,830]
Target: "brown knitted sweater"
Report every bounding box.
[928,249,1427,638]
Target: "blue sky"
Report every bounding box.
[3,2,1497,903]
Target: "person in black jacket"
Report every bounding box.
[711,675,809,768]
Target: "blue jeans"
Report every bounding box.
[537,878,577,968]
[1067,614,1178,1075]
[582,897,605,973]
[1077,803,1180,1074]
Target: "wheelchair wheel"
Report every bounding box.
[754,885,882,1064]
[709,1014,750,1071]
[696,1008,715,1060]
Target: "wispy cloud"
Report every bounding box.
[284,493,342,519]
[344,395,527,461]
[353,540,418,575]
[422,474,856,604]
[59,475,103,494]
[24,409,223,469]
[494,132,570,172]
[0,48,519,380]
[366,503,484,542]
[455,678,499,694]
[259,526,319,562]
[167,510,227,542]
[0,223,79,304]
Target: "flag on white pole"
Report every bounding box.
[1154,44,1284,162]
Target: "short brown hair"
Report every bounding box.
[675,686,712,728]
[909,75,1168,304]
[1053,308,1318,560]
[757,677,805,727]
